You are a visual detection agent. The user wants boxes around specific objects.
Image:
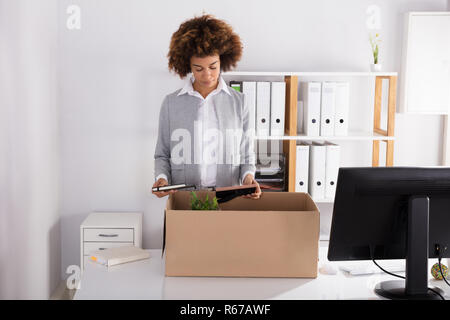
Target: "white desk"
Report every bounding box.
[73,242,450,300]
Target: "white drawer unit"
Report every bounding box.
[80,212,143,272]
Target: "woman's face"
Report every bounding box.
[190,54,221,90]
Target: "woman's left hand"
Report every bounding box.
[242,174,262,200]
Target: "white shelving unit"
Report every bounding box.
[222,71,398,195]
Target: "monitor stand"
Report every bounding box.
[374,196,445,300]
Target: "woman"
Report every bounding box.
[152,14,261,199]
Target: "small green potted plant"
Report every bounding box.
[190,191,219,210]
[369,32,381,72]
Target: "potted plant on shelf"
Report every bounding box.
[369,32,382,72]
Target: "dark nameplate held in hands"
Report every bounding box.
[214,184,258,203]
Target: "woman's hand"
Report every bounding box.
[241,174,262,200]
[152,178,177,198]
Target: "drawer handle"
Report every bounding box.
[98,234,119,237]
[99,248,106,250]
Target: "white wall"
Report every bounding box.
[0,0,61,299]
[55,0,448,279]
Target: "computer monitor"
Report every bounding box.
[328,167,450,300]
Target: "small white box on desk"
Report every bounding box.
[80,212,143,272]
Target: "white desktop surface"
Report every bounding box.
[73,242,450,300]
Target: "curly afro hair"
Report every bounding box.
[168,14,243,78]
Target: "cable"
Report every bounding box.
[372,259,405,279]
[373,259,445,300]
[436,244,450,287]
[438,257,450,287]
[428,287,445,300]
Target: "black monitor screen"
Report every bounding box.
[328,167,450,261]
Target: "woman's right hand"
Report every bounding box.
[152,178,177,198]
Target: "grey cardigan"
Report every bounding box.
[154,86,256,188]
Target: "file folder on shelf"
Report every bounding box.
[256,82,271,136]
[309,142,326,200]
[270,82,286,136]
[334,82,350,136]
[300,82,321,136]
[324,142,340,199]
[242,81,257,135]
[295,143,310,193]
[320,82,336,136]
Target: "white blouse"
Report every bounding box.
[156,75,253,187]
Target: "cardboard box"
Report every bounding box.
[163,191,320,278]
